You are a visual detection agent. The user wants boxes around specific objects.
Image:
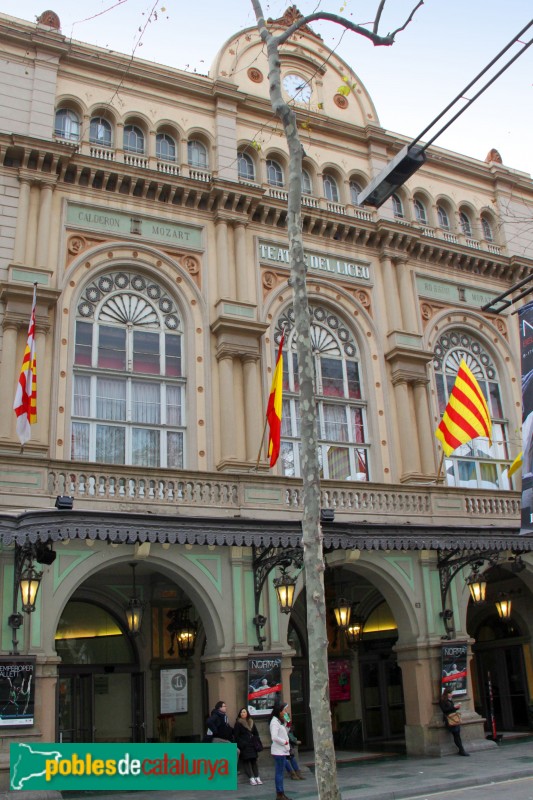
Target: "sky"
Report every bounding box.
[2,0,532,175]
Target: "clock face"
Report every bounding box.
[282,73,311,103]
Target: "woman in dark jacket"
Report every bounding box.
[234,707,263,785]
[439,689,469,756]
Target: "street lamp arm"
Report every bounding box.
[252,545,303,650]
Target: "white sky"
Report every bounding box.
[3,0,533,175]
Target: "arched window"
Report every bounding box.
[350,180,362,206]
[156,133,177,162]
[238,151,255,181]
[123,125,145,154]
[276,306,369,481]
[392,194,404,218]
[55,108,80,141]
[266,159,284,188]
[433,331,510,490]
[323,174,339,203]
[460,210,473,237]
[414,197,428,224]
[481,217,494,242]
[90,117,112,147]
[302,169,312,195]
[187,140,208,169]
[437,204,450,230]
[72,271,185,469]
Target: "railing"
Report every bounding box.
[266,187,289,201]
[443,232,459,244]
[123,153,149,169]
[302,195,319,208]
[487,243,502,255]
[188,168,211,182]
[157,161,180,176]
[465,238,482,250]
[327,201,347,215]
[0,457,519,527]
[353,208,372,222]
[420,226,437,238]
[89,146,115,161]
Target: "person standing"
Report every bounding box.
[206,701,235,743]
[234,707,263,785]
[281,702,305,780]
[270,701,291,800]
[439,688,470,756]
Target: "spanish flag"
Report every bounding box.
[266,333,285,467]
[13,285,37,447]
[435,359,492,457]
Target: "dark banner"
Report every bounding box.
[247,655,282,717]
[328,659,351,703]
[441,643,467,696]
[519,302,533,532]
[0,657,35,727]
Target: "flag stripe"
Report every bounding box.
[266,333,284,467]
[435,359,492,457]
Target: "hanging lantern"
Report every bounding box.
[466,569,487,604]
[19,564,42,613]
[274,569,297,614]
[345,615,364,647]
[125,563,144,636]
[333,597,352,630]
[495,596,512,619]
[176,609,198,658]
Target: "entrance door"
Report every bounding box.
[475,645,529,730]
[360,656,405,740]
[58,673,93,743]
[131,672,145,742]
[290,662,311,748]
[58,671,139,742]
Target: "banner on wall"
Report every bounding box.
[328,659,351,703]
[0,657,35,727]
[247,655,282,717]
[440,643,467,696]
[518,301,533,533]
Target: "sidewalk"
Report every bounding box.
[3,736,533,800]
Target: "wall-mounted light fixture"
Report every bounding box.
[437,550,498,640]
[252,546,303,651]
[345,604,364,648]
[466,568,487,604]
[495,594,512,620]
[333,597,352,630]
[167,606,198,658]
[7,543,49,654]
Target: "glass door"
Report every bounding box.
[361,655,405,741]
[58,673,94,743]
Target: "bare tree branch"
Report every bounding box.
[373,0,387,34]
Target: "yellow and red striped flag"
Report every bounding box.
[13,285,37,446]
[435,359,492,457]
[266,333,285,467]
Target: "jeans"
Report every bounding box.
[274,755,286,792]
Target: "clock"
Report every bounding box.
[282,73,312,103]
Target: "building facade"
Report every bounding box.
[1,6,533,785]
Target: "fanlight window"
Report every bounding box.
[481,217,494,242]
[72,271,185,469]
[437,205,450,230]
[276,306,369,482]
[433,331,511,490]
[90,117,112,147]
[55,109,80,141]
[414,198,428,224]
[323,174,340,203]
[238,152,255,181]
[460,211,473,237]
[123,125,145,154]
[266,159,284,188]
[350,181,362,206]
[392,194,404,218]
[188,140,208,169]
[156,133,177,162]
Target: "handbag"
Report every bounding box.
[446,711,461,726]
[252,734,263,753]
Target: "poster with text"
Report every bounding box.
[441,643,467,696]
[160,668,188,714]
[328,659,351,702]
[0,657,35,727]
[247,655,282,717]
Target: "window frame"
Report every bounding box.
[266,159,284,188]
[437,204,450,230]
[187,139,208,169]
[89,117,112,147]
[392,194,404,218]
[323,174,340,203]
[156,132,177,162]
[123,125,145,155]
[481,216,494,242]
[414,197,428,225]
[237,151,255,181]
[459,210,473,238]
[349,180,362,206]
[55,108,80,142]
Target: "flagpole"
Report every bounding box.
[436,449,445,481]
[254,416,269,471]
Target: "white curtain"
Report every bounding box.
[96,424,125,464]
[323,404,348,442]
[97,378,126,421]
[73,376,91,417]
[132,382,160,424]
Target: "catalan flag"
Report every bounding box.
[13,285,37,447]
[435,359,492,457]
[266,333,284,467]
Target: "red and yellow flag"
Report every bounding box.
[13,285,37,446]
[266,333,284,467]
[435,359,492,457]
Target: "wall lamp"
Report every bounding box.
[495,594,512,620]
[167,606,198,658]
[437,549,499,640]
[7,542,56,654]
[124,562,144,636]
[344,603,365,648]
[252,545,303,651]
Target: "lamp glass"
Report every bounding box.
[125,598,143,636]
[345,620,363,647]
[467,574,487,604]
[19,568,42,613]
[274,574,296,613]
[333,598,352,629]
[495,597,512,619]
[177,626,197,658]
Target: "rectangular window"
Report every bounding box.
[435,374,447,416]
[324,445,351,481]
[96,424,125,464]
[489,382,503,419]
[73,376,91,417]
[132,428,160,467]
[350,408,366,443]
[321,358,344,398]
[165,334,182,377]
[75,321,93,366]
[98,326,126,370]
[322,404,349,442]
[132,382,160,425]
[346,361,361,399]
[457,460,477,487]
[355,448,368,480]
[96,378,126,421]
[280,440,300,478]
[480,462,499,489]
[71,422,90,461]
[166,386,182,427]
[167,431,184,468]
[133,330,160,374]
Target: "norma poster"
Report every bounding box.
[0,657,35,727]
[518,301,533,533]
[160,668,188,714]
[441,643,468,696]
[247,655,282,717]
[328,659,351,702]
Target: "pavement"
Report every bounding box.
[3,735,532,800]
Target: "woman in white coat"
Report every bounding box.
[269,702,291,800]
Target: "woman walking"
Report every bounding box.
[270,701,291,800]
[234,707,263,785]
[439,688,469,756]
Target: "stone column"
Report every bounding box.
[218,354,236,461]
[13,177,32,264]
[234,221,249,303]
[380,251,403,330]
[413,379,436,475]
[35,180,55,268]
[215,216,233,300]
[393,380,421,476]
[0,323,18,438]
[396,258,418,333]
[242,355,261,462]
